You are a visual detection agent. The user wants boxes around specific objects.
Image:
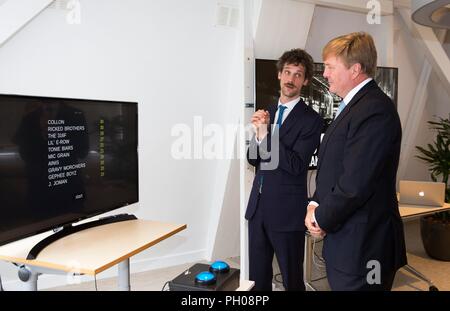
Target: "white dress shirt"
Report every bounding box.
[273,96,301,127]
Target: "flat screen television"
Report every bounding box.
[255,59,398,169]
[0,94,138,248]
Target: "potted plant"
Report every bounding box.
[415,115,450,261]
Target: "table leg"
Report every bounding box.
[21,270,38,291]
[402,264,438,290]
[118,259,130,291]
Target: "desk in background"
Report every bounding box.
[0,219,186,290]
[400,203,450,220]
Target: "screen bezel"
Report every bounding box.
[0,93,139,246]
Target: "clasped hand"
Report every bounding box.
[305,203,326,238]
[251,110,270,141]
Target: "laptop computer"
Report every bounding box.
[399,180,446,207]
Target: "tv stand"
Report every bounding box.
[0,219,186,291]
[26,214,137,260]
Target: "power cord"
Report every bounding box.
[312,237,326,269]
[161,267,191,291]
[274,271,326,287]
[311,275,327,282]
[273,236,326,286]
[274,273,283,284]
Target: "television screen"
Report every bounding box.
[255,59,398,168]
[0,94,138,246]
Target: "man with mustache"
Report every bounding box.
[305,32,407,290]
[246,49,323,290]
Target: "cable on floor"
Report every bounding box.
[311,275,327,282]
[274,273,283,284]
[312,237,326,268]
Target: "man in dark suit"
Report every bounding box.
[246,49,323,291]
[305,32,407,291]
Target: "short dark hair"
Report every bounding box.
[276,48,314,83]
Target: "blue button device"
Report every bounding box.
[209,260,230,273]
[194,271,217,285]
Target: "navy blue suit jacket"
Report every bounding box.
[246,100,323,232]
[312,80,407,276]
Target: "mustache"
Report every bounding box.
[284,83,295,88]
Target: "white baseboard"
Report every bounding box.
[1,249,207,291]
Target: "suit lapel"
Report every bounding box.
[267,98,305,139]
[317,80,378,171]
[268,104,277,136]
[279,99,305,138]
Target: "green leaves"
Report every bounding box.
[415,115,450,203]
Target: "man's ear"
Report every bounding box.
[303,79,309,86]
[278,71,282,80]
[352,63,362,78]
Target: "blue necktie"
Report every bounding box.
[334,101,346,119]
[275,105,287,128]
[259,105,287,193]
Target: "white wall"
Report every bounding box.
[305,5,393,66]
[393,11,426,126]
[401,69,450,182]
[393,10,450,182]
[0,0,53,47]
[0,0,242,290]
[254,0,315,59]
